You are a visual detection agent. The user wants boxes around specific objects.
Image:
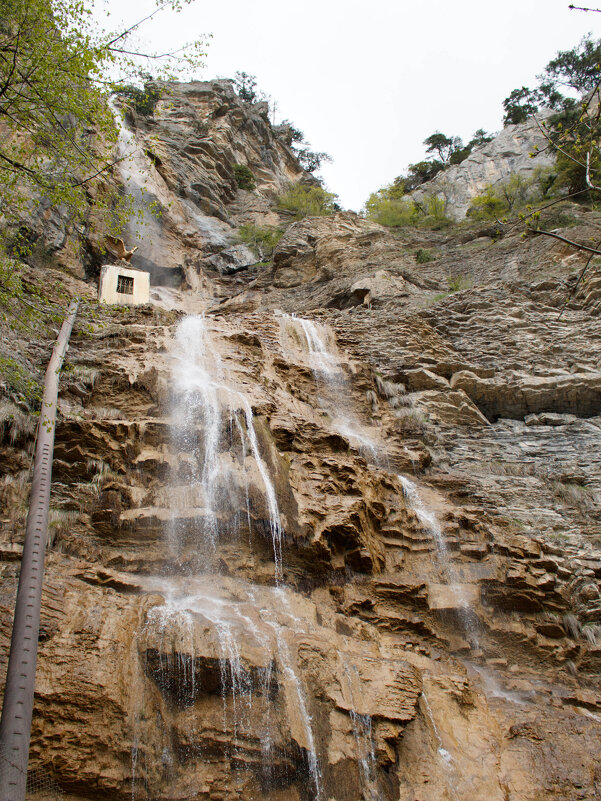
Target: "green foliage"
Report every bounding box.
[503,87,542,125]
[366,127,493,214]
[416,194,452,229]
[0,0,117,222]
[449,146,472,165]
[545,35,601,95]
[0,356,42,407]
[415,248,434,264]
[423,132,463,163]
[234,71,260,103]
[276,184,338,220]
[233,164,256,191]
[237,224,283,258]
[273,120,304,146]
[469,128,493,148]
[0,0,207,294]
[544,102,601,196]
[365,183,453,229]
[446,274,471,292]
[467,173,544,220]
[117,81,162,116]
[503,36,601,126]
[405,160,445,190]
[296,149,332,173]
[467,188,507,220]
[364,192,418,227]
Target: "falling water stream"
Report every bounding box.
[132,307,485,799]
[169,316,282,577]
[339,657,380,801]
[279,314,380,460]
[398,474,480,647]
[136,314,328,798]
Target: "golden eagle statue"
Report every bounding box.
[105,235,138,263]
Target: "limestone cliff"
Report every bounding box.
[411,114,556,220]
[1,80,601,801]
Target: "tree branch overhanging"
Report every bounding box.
[528,227,601,255]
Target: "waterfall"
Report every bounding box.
[169,315,282,577]
[279,314,379,460]
[339,657,380,801]
[132,315,331,798]
[399,475,480,646]
[140,576,324,799]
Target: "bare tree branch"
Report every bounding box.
[529,227,601,254]
[558,234,601,318]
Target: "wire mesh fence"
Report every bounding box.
[0,745,63,801]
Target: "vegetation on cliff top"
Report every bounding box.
[364,33,601,247]
[233,71,332,176]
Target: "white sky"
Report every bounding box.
[95,0,601,210]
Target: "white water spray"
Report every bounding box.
[170,316,283,578]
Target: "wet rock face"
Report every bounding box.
[1,290,598,801]
[2,89,601,801]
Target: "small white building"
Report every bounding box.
[99,264,150,306]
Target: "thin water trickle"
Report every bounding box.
[297,317,341,379]
[108,97,174,278]
[259,599,323,800]
[340,658,380,801]
[279,314,379,461]
[399,475,480,647]
[420,691,460,801]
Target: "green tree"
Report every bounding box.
[468,128,493,148]
[405,160,445,190]
[0,0,206,235]
[296,149,331,173]
[274,120,304,147]
[423,132,463,163]
[544,35,601,95]
[234,71,259,103]
[503,36,601,127]
[503,87,542,125]
[0,0,207,317]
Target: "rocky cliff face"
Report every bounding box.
[411,114,555,220]
[1,81,601,801]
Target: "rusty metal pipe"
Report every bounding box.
[0,299,79,801]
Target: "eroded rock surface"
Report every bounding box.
[1,81,601,801]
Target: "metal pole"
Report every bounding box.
[0,299,79,801]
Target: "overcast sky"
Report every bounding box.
[96,0,601,210]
